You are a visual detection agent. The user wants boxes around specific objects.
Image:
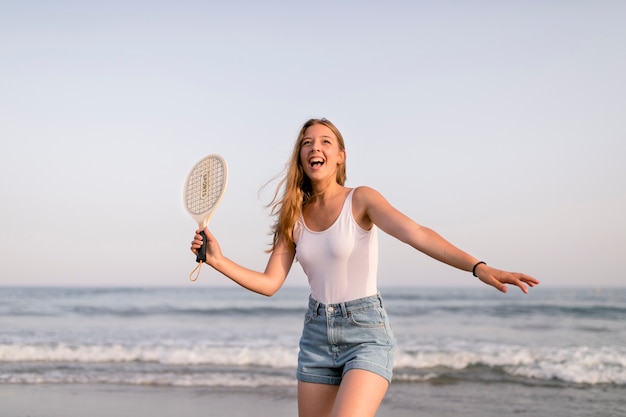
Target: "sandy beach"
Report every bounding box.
[2,381,624,417]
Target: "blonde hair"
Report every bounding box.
[266,118,346,252]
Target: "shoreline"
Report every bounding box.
[2,381,624,417]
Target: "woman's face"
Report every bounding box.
[299,123,345,183]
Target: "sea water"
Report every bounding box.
[1,286,624,408]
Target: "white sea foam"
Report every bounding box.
[0,343,299,368]
[394,343,626,385]
[0,369,296,387]
[3,341,625,386]
[505,346,626,385]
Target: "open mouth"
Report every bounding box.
[309,157,325,168]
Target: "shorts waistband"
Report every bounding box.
[308,293,384,318]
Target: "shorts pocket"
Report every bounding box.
[348,307,386,328]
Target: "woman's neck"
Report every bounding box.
[309,181,345,204]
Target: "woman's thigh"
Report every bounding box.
[333,369,389,417]
[297,369,388,417]
[298,381,339,417]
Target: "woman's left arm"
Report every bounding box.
[353,186,540,293]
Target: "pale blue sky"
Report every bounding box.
[1,1,624,288]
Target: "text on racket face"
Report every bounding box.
[201,172,209,199]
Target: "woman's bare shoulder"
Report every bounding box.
[353,185,385,202]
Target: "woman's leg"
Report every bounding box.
[332,369,389,417]
[297,370,389,417]
[298,381,339,417]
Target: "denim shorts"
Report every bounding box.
[296,293,396,385]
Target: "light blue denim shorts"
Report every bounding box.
[296,292,396,385]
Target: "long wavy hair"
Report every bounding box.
[266,118,347,252]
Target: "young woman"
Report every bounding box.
[190,118,539,417]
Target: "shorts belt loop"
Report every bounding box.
[340,302,348,318]
[312,300,320,317]
[377,292,384,309]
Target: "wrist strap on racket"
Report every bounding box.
[189,261,203,282]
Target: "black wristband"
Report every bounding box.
[472,261,486,277]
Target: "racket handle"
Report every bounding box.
[196,230,207,263]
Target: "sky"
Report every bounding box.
[1,1,624,288]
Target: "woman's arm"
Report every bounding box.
[353,186,539,293]
[191,227,295,296]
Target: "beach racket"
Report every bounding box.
[184,154,228,281]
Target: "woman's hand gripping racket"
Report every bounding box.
[184,154,228,282]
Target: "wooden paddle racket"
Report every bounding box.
[184,154,228,281]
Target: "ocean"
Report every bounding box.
[1,286,625,415]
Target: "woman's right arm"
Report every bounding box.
[191,227,295,296]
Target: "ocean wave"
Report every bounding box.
[3,287,625,322]
[394,344,626,386]
[0,343,299,368]
[2,342,624,387]
[386,304,626,321]
[4,302,624,322]
[0,366,296,387]
[0,305,306,318]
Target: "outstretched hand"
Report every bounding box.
[474,263,540,294]
[190,227,223,267]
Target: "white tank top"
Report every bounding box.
[294,189,379,304]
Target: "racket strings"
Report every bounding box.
[185,159,226,215]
